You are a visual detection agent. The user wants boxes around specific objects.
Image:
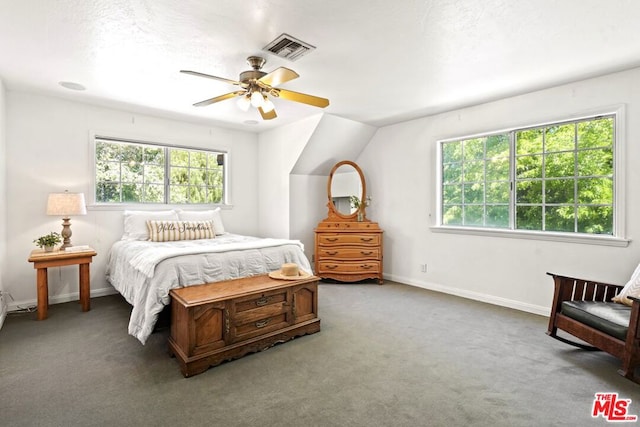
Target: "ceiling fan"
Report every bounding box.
[180,56,330,120]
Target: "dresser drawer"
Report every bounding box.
[318,233,380,246]
[317,260,380,274]
[232,312,289,343]
[317,247,380,259]
[231,288,290,342]
[234,288,287,314]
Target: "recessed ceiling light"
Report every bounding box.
[59,81,86,91]
[243,120,259,125]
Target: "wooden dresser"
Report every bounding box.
[168,274,320,377]
[314,160,384,284]
[314,221,383,284]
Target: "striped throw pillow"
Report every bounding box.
[613,263,640,306]
[146,220,215,242]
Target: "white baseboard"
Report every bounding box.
[7,287,118,312]
[384,273,550,317]
[6,278,550,318]
[0,292,7,330]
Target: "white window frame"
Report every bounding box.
[89,133,230,209]
[433,106,629,247]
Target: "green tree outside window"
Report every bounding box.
[440,115,615,235]
[95,139,226,205]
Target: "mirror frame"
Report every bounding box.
[326,160,367,221]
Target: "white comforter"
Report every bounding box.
[105,233,311,344]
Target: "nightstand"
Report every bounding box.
[28,248,97,320]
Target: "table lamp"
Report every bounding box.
[46,191,87,250]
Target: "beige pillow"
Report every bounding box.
[177,208,225,235]
[612,263,640,306]
[122,210,179,240]
[146,220,215,242]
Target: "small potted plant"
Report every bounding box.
[34,232,62,252]
[349,195,372,221]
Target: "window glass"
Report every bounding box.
[440,115,615,236]
[95,138,226,205]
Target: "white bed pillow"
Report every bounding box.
[122,210,179,241]
[613,263,640,306]
[177,207,225,235]
[146,220,215,242]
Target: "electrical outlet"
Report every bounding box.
[420,263,428,273]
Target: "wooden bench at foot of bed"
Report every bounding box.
[547,272,640,384]
[168,274,321,377]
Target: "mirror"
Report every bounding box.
[327,160,366,220]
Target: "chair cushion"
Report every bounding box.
[561,301,631,341]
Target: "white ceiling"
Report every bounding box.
[1,0,640,132]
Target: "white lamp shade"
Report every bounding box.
[237,95,251,111]
[250,91,264,108]
[262,97,275,113]
[46,192,87,216]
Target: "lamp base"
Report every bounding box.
[60,217,73,250]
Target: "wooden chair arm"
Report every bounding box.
[546,272,621,290]
[547,272,622,304]
[547,273,640,384]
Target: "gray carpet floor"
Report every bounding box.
[1,281,638,426]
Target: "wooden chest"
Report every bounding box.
[314,221,383,284]
[168,274,320,377]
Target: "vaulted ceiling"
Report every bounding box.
[1,1,640,132]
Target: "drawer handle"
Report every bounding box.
[360,237,374,242]
[255,319,271,328]
[325,237,339,242]
[326,265,338,270]
[360,264,373,270]
[255,296,271,306]
[360,251,373,255]
[325,251,338,255]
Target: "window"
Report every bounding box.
[94,137,226,204]
[439,114,618,238]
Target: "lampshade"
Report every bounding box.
[250,91,264,108]
[46,192,87,217]
[237,94,251,111]
[262,96,275,113]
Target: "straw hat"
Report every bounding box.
[268,263,311,280]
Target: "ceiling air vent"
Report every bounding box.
[263,33,315,61]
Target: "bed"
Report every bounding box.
[105,208,312,344]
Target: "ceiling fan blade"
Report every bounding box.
[258,106,277,120]
[180,70,244,86]
[193,91,245,107]
[275,88,330,108]
[258,67,299,87]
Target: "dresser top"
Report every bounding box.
[315,221,382,232]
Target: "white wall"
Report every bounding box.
[358,67,640,315]
[5,67,640,318]
[257,115,322,240]
[258,113,378,265]
[5,91,259,309]
[0,78,7,329]
[289,174,327,263]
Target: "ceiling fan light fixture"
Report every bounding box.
[262,96,275,113]
[237,94,251,111]
[182,55,329,121]
[250,90,264,108]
